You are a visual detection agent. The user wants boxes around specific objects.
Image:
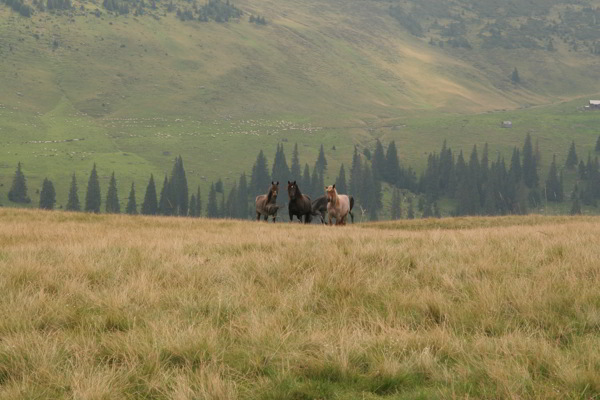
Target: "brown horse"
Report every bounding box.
[287,181,313,223]
[255,181,279,222]
[325,184,350,225]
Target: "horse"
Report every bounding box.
[311,195,328,224]
[325,184,350,225]
[287,181,313,223]
[312,194,355,224]
[255,181,279,222]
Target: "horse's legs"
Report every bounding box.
[320,211,326,224]
[289,211,294,223]
[272,215,277,223]
[256,212,261,221]
[349,211,354,224]
[263,214,268,222]
[328,215,333,225]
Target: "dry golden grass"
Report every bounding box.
[0,209,599,399]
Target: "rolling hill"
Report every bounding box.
[1,0,600,208]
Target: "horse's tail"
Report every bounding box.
[349,195,355,223]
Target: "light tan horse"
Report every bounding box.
[325,184,350,225]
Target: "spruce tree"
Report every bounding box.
[315,144,327,175]
[141,174,158,215]
[511,67,520,83]
[66,173,80,211]
[384,141,400,184]
[335,164,348,194]
[196,186,202,217]
[170,156,189,216]
[271,144,290,186]
[207,183,218,218]
[545,155,563,202]
[509,147,522,183]
[39,178,56,210]
[301,164,312,196]
[126,182,137,215]
[84,163,101,213]
[570,192,582,215]
[105,172,121,214]
[406,197,415,219]
[237,174,248,219]
[372,139,386,182]
[290,143,301,180]
[250,150,270,199]
[225,182,238,218]
[596,136,600,152]
[349,146,362,202]
[158,175,173,215]
[390,187,401,220]
[310,167,320,199]
[8,162,31,203]
[189,194,197,217]
[565,140,578,168]
[522,133,538,188]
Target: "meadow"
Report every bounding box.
[0,208,598,399]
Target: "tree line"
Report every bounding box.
[5,134,600,219]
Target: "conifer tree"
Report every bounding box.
[290,143,301,180]
[406,196,415,219]
[196,186,202,217]
[361,164,381,220]
[141,174,158,215]
[189,194,197,217]
[158,175,173,215]
[237,174,248,219]
[511,67,520,83]
[170,156,189,216]
[66,173,80,211]
[570,191,582,215]
[522,133,538,188]
[105,172,120,214]
[126,182,137,215]
[596,136,600,152]
[372,139,386,181]
[85,163,101,213]
[315,144,327,175]
[390,187,402,220]
[8,162,31,203]
[250,150,270,199]
[545,155,563,202]
[271,144,290,186]
[207,182,218,218]
[565,140,578,168]
[301,164,311,196]
[578,160,587,180]
[310,167,321,199]
[335,164,348,194]
[225,182,238,218]
[509,147,522,183]
[481,142,489,182]
[39,178,56,210]
[349,146,362,201]
[384,140,400,184]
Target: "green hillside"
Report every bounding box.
[1,0,600,208]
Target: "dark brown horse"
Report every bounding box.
[255,181,279,222]
[287,181,312,223]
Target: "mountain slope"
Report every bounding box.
[1,0,600,207]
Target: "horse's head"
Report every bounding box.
[267,181,279,202]
[287,181,300,200]
[325,184,337,203]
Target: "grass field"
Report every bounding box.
[0,208,598,398]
